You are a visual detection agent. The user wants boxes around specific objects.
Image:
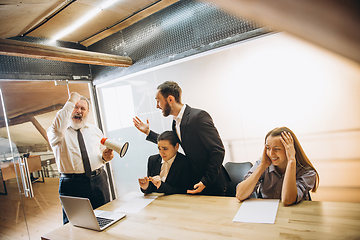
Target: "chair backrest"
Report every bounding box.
[224,162,253,197]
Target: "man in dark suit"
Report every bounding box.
[134,81,230,196]
[139,131,192,195]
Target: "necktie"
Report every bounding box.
[159,161,169,181]
[172,119,181,142]
[77,129,91,178]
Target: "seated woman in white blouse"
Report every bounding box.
[236,127,319,206]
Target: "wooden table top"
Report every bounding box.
[41,194,360,240]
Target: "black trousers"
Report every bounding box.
[59,167,110,224]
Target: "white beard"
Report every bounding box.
[69,116,88,130]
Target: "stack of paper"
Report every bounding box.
[233,199,280,224]
[115,192,158,213]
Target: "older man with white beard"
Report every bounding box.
[47,92,114,224]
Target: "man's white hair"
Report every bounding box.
[80,96,90,110]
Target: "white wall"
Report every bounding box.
[97,32,360,202]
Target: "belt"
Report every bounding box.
[61,168,102,178]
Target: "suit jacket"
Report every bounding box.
[147,105,230,196]
[141,152,192,195]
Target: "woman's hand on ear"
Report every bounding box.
[260,146,272,168]
[280,131,296,162]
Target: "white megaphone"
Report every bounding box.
[101,138,129,158]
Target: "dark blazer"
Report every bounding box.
[141,152,192,195]
[147,105,230,196]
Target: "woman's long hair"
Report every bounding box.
[265,127,319,192]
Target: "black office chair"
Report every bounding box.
[224,162,255,197]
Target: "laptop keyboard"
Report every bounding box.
[96,217,114,228]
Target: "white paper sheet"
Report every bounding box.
[233,199,280,224]
[114,191,158,213]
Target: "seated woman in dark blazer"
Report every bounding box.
[138,131,192,195]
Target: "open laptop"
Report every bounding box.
[59,195,126,231]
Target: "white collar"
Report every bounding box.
[161,153,177,165]
[173,104,186,123]
[68,122,90,131]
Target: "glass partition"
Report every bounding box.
[0,87,29,239]
[0,80,95,239]
[96,78,169,197]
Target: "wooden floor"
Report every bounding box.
[0,177,63,240]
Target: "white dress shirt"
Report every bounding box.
[173,104,186,142]
[159,154,176,181]
[47,102,105,174]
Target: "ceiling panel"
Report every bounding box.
[28,2,101,41]
[0,0,173,44]
[76,0,159,13]
[0,0,63,38]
